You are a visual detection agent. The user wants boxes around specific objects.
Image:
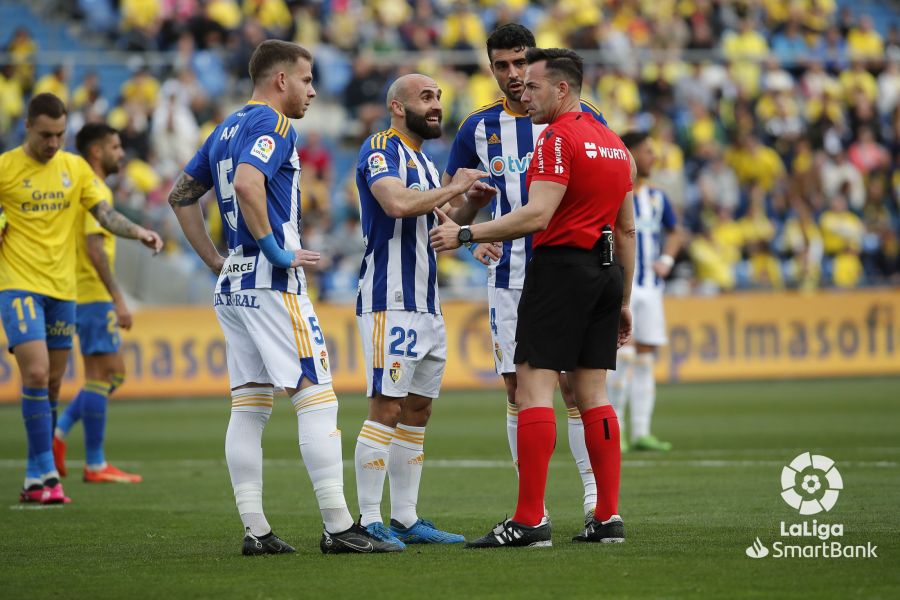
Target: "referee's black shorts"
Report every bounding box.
[514,244,624,371]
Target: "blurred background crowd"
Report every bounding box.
[0,0,898,302]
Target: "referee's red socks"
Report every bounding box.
[582,404,621,522]
[512,407,556,526]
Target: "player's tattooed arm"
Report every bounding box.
[168,171,211,207]
[168,171,225,274]
[90,201,164,254]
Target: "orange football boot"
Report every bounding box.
[52,436,67,477]
[83,464,143,483]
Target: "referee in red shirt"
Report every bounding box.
[430,48,636,548]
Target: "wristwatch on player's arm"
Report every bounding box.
[457,225,473,248]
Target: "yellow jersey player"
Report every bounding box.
[53,123,143,484]
[0,94,162,505]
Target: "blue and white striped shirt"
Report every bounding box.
[356,128,441,315]
[445,98,607,289]
[634,184,677,289]
[185,101,307,295]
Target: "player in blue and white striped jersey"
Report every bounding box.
[353,73,492,549]
[170,40,395,556]
[607,131,685,453]
[443,23,608,521]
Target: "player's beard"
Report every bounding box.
[405,107,442,140]
[505,79,524,102]
[103,155,121,175]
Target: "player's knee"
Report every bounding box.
[401,399,432,427]
[370,395,403,427]
[21,363,50,387]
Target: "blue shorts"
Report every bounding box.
[76,301,121,356]
[0,290,76,352]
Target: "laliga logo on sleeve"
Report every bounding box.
[251,135,276,163]
[368,152,388,176]
[781,452,842,515]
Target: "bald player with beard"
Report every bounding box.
[351,74,495,549]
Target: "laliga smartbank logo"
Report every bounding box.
[744,452,878,560]
[780,451,842,514]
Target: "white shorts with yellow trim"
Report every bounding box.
[357,310,446,399]
[214,289,332,390]
[488,286,521,375]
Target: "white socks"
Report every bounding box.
[630,353,656,440]
[566,407,598,515]
[292,385,354,534]
[355,420,393,526]
[608,345,635,438]
[354,420,427,529]
[388,424,425,529]
[226,387,273,537]
[506,400,518,471]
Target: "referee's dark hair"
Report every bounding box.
[27,93,67,123]
[75,123,118,157]
[249,40,313,85]
[525,48,583,93]
[620,131,650,151]
[486,23,536,58]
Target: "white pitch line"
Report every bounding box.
[8,503,64,510]
[0,458,895,469]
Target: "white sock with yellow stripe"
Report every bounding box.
[356,420,394,527]
[291,384,354,534]
[506,401,519,472]
[388,423,426,529]
[567,406,598,516]
[225,387,274,537]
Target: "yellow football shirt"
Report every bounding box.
[0,147,105,300]
[75,179,116,304]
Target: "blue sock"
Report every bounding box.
[110,373,125,396]
[49,398,59,433]
[82,380,110,468]
[57,391,85,437]
[22,387,55,480]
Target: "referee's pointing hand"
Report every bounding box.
[429,207,462,252]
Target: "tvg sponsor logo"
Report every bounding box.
[489,152,533,177]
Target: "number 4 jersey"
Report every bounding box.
[185,101,307,294]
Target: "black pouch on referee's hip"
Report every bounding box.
[599,225,614,266]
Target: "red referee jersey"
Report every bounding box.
[526,111,632,250]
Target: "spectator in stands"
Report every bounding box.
[697,149,740,214]
[344,52,388,141]
[33,66,69,106]
[150,83,200,180]
[119,0,162,51]
[821,148,866,212]
[740,186,782,288]
[821,194,865,288]
[120,66,161,113]
[780,198,824,291]
[877,59,900,118]
[725,135,786,193]
[0,64,24,149]
[847,15,884,64]
[6,27,36,94]
[722,17,769,97]
[848,126,890,176]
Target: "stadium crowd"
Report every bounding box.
[1,0,898,299]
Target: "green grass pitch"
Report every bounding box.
[1,378,898,599]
